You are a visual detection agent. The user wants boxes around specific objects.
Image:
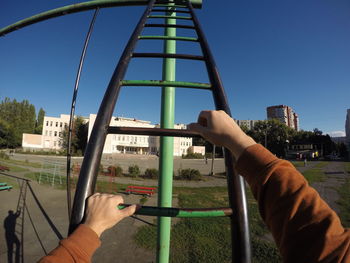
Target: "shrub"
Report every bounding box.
[106,165,123,177]
[128,164,140,178]
[176,168,202,181]
[182,153,204,159]
[0,151,10,160]
[144,168,159,179]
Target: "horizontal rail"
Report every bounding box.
[148,15,192,20]
[119,204,233,217]
[151,9,190,13]
[0,0,202,36]
[107,126,202,137]
[139,35,198,42]
[144,23,195,29]
[154,4,188,8]
[121,80,211,89]
[0,186,12,190]
[132,52,204,60]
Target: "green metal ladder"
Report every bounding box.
[68,0,251,262]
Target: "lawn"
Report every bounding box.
[134,187,281,263]
[336,162,350,228]
[301,161,328,184]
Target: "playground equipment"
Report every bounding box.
[1,1,251,262]
[38,160,64,187]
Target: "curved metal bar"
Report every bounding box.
[118,204,233,217]
[68,0,157,234]
[188,1,252,262]
[0,0,202,37]
[66,8,99,224]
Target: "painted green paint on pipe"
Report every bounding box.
[139,35,198,42]
[118,205,231,218]
[121,80,211,89]
[148,15,192,20]
[0,0,202,36]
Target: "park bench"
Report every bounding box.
[126,185,156,196]
[0,182,12,191]
[0,165,10,172]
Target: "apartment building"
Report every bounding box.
[235,119,260,130]
[266,105,299,131]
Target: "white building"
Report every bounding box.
[88,114,192,156]
[42,114,71,150]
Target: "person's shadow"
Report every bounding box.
[4,210,21,263]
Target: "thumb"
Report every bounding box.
[120,204,137,217]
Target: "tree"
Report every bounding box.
[35,108,45,134]
[60,116,88,155]
[0,97,39,148]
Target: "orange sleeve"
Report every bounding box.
[38,224,101,263]
[236,144,350,263]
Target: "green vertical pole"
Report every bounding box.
[157,1,176,263]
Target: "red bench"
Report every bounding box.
[126,185,156,196]
[0,165,9,172]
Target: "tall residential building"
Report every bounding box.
[346,109,350,144]
[235,119,260,130]
[266,105,299,131]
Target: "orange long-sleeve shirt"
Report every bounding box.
[39,144,350,262]
[236,144,350,262]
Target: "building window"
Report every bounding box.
[46,121,49,126]
[45,131,48,136]
[56,122,58,127]
[59,132,62,137]
[49,131,52,136]
[58,141,61,146]
[60,122,63,127]
[54,141,56,147]
[54,131,57,137]
[50,121,53,127]
[118,136,121,141]
[122,136,125,141]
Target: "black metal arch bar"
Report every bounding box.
[66,8,99,223]
[187,1,252,262]
[0,0,201,37]
[68,0,157,234]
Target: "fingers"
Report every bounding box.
[120,204,137,217]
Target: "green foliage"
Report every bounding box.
[106,165,123,177]
[0,151,9,160]
[0,97,40,148]
[60,116,88,155]
[176,168,202,181]
[35,108,45,134]
[182,152,204,159]
[144,168,158,179]
[128,164,140,177]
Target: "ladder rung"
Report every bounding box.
[107,127,201,138]
[151,9,190,14]
[154,4,187,8]
[121,80,211,89]
[145,23,195,29]
[132,53,204,61]
[148,15,192,20]
[119,204,233,218]
[139,35,198,42]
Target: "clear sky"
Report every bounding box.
[1,0,349,136]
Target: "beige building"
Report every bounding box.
[188,146,206,156]
[266,105,299,131]
[22,134,42,150]
[88,114,192,156]
[42,114,71,150]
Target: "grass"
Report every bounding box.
[0,162,29,172]
[0,175,19,189]
[335,162,350,228]
[134,186,281,263]
[290,161,304,167]
[1,158,42,168]
[301,161,328,184]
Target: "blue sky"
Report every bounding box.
[1,0,349,136]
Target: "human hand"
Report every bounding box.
[188,110,256,160]
[84,193,136,237]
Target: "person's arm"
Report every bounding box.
[39,194,136,263]
[189,110,350,263]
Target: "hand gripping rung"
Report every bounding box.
[107,126,201,138]
[132,53,204,61]
[119,204,233,218]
